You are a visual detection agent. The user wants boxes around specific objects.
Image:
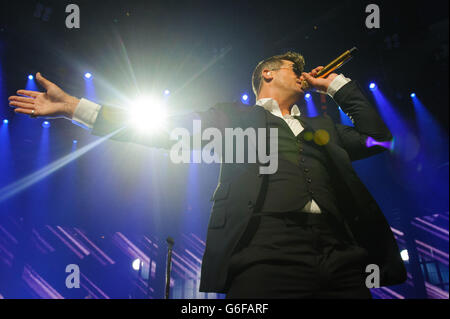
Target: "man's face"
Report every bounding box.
[271,60,305,98]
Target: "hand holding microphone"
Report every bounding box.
[301,66,339,94]
[301,47,358,92]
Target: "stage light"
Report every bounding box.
[305,93,318,116]
[0,128,123,203]
[369,83,376,90]
[73,140,77,144]
[163,89,170,96]
[400,249,409,261]
[42,121,51,128]
[26,74,38,91]
[3,119,8,124]
[240,93,250,105]
[129,95,167,132]
[365,136,394,150]
[132,258,141,271]
[410,93,416,98]
[84,72,92,79]
[366,136,376,148]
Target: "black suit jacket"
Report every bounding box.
[91,81,407,293]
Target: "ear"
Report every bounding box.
[262,69,273,81]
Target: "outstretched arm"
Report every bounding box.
[8,73,174,148]
[8,73,231,150]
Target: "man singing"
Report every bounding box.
[8,51,406,298]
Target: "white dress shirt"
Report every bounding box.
[71,74,351,214]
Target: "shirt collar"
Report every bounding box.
[256,98,301,118]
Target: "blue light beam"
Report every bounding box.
[370,88,418,161]
[305,94,318,117]
[0,128,125,203]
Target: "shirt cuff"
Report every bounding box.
[71,98,101,130]
[327,74,351,98]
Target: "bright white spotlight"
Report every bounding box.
[28,75,34,80]
[305,93,311,99]
[3,119,8,124]
[84,72,92,79]
[410,93,416,98]
[369,82,376,90]
[400,249,409,261]
[42,121,51,128]
[129,95,167,132]
[163,89,170,96]
[241,93,250,104]
[132,258,141,271]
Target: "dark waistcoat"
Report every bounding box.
[260,112,341,221]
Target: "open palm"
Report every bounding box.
[9,72,79,119]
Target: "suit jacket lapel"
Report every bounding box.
[240,105,269,161]
[247,105,268,130]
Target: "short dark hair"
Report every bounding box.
[251,51,305,97]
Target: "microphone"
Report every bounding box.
[166,236,174,247]
[301,47,358,90]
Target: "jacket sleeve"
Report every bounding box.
[333,81,393,161]
[91,102,232,150]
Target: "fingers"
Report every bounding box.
[16,90,40,98]
[14,108,36,116]
[36,72,54,90]
[9,100,35,109]
[9,96,35,104]
[301,72,318,86]
[311,66,324,77]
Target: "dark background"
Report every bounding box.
[1,0,448,226]
[0,0,448,299]
[1,0,448,122]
